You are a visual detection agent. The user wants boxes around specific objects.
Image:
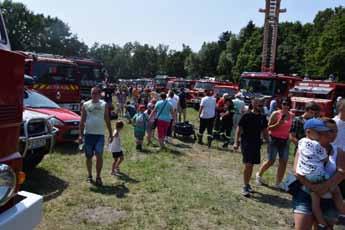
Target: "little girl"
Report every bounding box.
[110,120,125,176]
[145,101,156,145]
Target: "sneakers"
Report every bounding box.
[255,172,264,186]
[95,177,103,186]
[242,185,252,197]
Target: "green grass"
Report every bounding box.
[22,108,295,230]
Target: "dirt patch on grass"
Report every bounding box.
[76,206,127,225]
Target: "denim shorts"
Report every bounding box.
[84,134,105,158]
[292,188,338,221]
[267,136,289,161]
[134,131,145,141]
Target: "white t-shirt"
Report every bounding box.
[110,133,122,152]
[83,99,106,135]
[333,115,345,151]
[296,137,328,177]
[200,96,216,119]
[168,97,178,111]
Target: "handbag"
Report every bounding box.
[152,101,168,129]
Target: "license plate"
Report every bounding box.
[70,129,79,135]
[28,139,46,150]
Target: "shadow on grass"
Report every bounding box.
[54,142,79,155]
[117,172,140,184]
[90,183,129,198]
[251,191,291,209]
[169,142,192,149]
[175,136,196,144]
[22,168,69,202]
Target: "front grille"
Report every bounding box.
[0,105,20,124]
[27,119,47,137]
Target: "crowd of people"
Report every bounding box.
[79,84,345,230]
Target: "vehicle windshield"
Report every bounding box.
[174,81,189,89]
[31,62,78,84]
[194,82,214,90]
[155,79,167,86]
[239,78,275,96]
[214,88,237,97]
[24,90,60,109]
[79,64,104,82]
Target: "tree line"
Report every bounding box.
[1,0,345,82]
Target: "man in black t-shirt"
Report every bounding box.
[234,98,268,197]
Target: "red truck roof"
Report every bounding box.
[17,51,77,66]
[241,72,301,81]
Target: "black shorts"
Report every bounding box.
[241,140,261,164]
[112,151,124,158]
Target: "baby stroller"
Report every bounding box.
[173,121,197,141]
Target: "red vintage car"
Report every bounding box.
[24,89,80,143]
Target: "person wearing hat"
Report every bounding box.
[132,104,149,151]
[256,98,294,189]
[295,118,345,229]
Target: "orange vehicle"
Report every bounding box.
[19,52,81,113]
[0,9,42,229]
[289,79,345,117]
[239,72,301,103]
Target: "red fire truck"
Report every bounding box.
[153,75,176,92]
[19,52,81,113]
[290,79,345,117]
[239,72,300,103]
[68,57,107,100]
[0,9,42,229]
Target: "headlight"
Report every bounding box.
[0,164,17,206]
[49,117,64,127]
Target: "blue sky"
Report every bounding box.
[15,0,345,51]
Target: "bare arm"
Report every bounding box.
[289,133,298,146]
[104,106,113,142]
[320,149,345,192]
[199,106,204,117]
[79,105,87,143]
[267,112,281,130]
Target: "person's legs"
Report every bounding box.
[276,141,290,185]
[206,118,214,148]
[86,157,92,178]
[198,118,207,144]
[115,156,124,171]
[311,192,327,226]
[257,139,277,182]
[95,154,103,179]
[182,108,187,122]
[244,163,254,185]
[294,213,314,230]
[84,134,95,179]
[276,158,288,185]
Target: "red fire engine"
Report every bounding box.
[68,57,107,100]
[0,9,42,229]
[19,52,81,113]
[153,75,176,93]
[239,1,301,102]
[290,79,345,117]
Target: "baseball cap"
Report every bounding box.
[303,118,331,132]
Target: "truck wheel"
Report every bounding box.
[23,152,45,172]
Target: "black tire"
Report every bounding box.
[23,152,45,172]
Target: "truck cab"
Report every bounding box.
[0,8,43,229]
[289,80,345,117]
